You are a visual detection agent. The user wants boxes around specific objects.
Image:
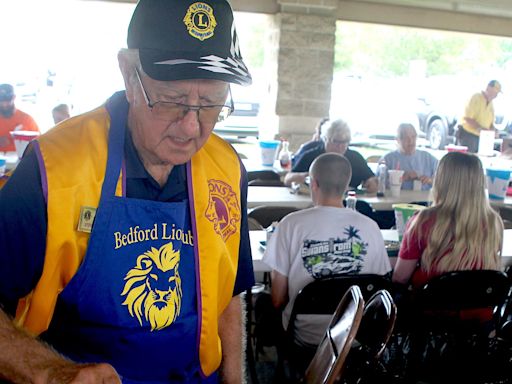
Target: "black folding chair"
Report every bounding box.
[279,275,393,380]
[303,285,365,384]
[406,270,512,383]
[342,289,398,383]
[248,205,299,229]
[247,170,284,186]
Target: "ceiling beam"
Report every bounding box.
[337,1,512,38]
[82,0,512,37]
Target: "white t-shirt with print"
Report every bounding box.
[262,205,391,345]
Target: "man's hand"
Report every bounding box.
[402,171,418,182]
[0,309,122,384]
[283,172,308,187]
[43,362,121,384]
[418,175,432,185]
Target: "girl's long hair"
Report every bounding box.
[407,152,503,273]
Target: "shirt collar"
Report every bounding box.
[124,129,186,183]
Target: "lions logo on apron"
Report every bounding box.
[121,242,182,331]
[205,179,240,241]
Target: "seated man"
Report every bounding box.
[0,83,40,153]
[263,153,391,350]
[285,119,378,193]
[378,123,438,190]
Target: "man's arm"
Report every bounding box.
[283,171,308,187]
[0,309,120,384]
[463,117,486,132]
[218,295,244,384]
[363,176,378,194]
[270,270,289,309]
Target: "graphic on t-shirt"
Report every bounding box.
[121,242,182,331]
[302,226,367,278]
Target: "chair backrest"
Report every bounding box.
[366,155,381,164]
[304,285,364,384]
[248,205,299,228]
[355,289,397,360]
[416,270,510,312]
[247,170,281,182]
[248,178,285,187]
[247,216,264,230]
[288,275,393,327]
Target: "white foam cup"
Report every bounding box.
[390,184,401,197]
[259,140,280,166]
[10,131,40,159]
[388,169,404,185]
[486,168,512,200]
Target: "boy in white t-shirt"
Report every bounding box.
[262,153,391,348]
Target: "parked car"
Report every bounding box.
[213,84,261,139]
[415,96,458,150]
[214,99,260,138]
[416,92,511,150]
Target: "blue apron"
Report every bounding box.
[42,95,216,383]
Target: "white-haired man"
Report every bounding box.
[0,1,254,382]
[285,119,378,193]
[378,123,438,190]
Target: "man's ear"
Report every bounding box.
[118,52,135,103]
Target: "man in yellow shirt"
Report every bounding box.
[457,80,501,153]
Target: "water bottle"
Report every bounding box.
[278,140,292,171]
[346,191,357,210]
[377,162,387,197]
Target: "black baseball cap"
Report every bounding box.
[127,0,252,86]
[0,84,14,102]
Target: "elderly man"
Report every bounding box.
[457,80,502,153]
[0,83,40,152]
[263,153,390,370]
[378,123,438,190]
[285,119,378,193]
[0,1,254,383]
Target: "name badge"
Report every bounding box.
[77,206,97,233]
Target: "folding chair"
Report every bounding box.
[342,289,398,383]
[280,275,393,380]
[248,205,299,229]
[303,285,365,384]
[406,270,511,383]
[247,170,284,186]
[355,289,397,360]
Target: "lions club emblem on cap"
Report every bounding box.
[205,179,240,241]
[183,2,217,41]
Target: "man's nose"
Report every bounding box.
[180,109,201,137]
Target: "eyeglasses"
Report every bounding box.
[327,138,350,146]
[135,69,234,124]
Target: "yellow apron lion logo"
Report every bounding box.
[121,242,182,331]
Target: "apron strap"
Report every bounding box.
[100,92,129,201]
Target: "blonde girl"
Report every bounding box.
[392,152,503,287]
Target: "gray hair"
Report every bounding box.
[118,48,144,85]
[397,123,417,139]
[321,119,351,142]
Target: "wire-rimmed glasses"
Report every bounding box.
[135,69,234,124]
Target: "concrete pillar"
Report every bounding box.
[260,1,336,151]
